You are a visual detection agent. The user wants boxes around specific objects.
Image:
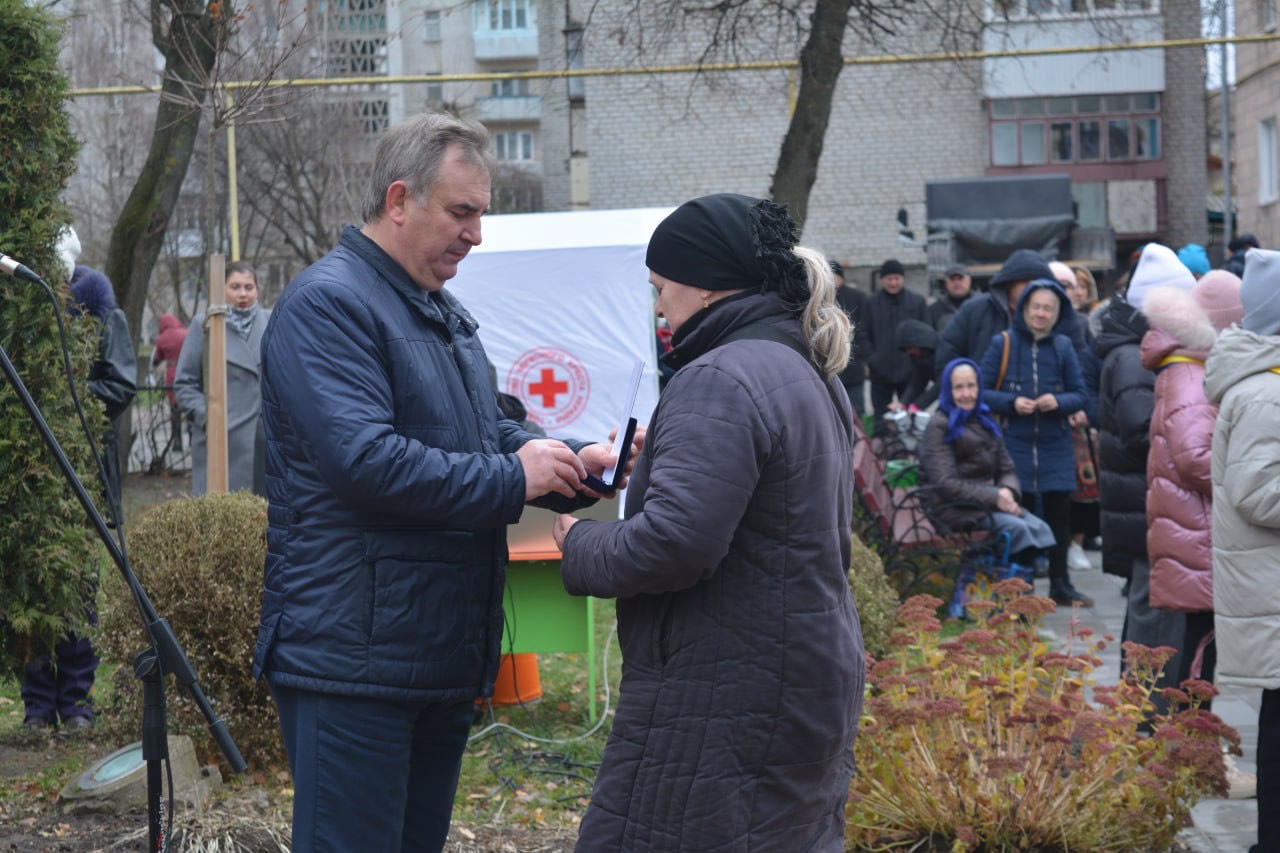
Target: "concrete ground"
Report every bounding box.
[1036,549,1257,852]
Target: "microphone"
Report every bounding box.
[0,253,43,284]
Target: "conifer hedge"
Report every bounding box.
[0,0,99,677]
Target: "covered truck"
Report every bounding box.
[925,174,1115,281]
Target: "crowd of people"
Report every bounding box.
[21,106,1280,852]
[871,235,1277,850]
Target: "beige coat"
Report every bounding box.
[1204,326,1280,689]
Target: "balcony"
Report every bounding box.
[473,29,538,60]
[475,94,541,123]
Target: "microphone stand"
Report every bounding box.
[0,339,247,852]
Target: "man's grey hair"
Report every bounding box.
[359,112,495,223]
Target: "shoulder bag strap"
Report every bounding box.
[995,330,1011,390]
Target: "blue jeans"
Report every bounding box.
[271,684,474,853]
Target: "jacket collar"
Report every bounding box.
[664,290,793,371]
[339,225,478,336]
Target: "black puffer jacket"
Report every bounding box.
[866,287,929,385]
[835,284,871,395]
[1095,295,1154,574]
[561,291,864,852]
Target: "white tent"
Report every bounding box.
[449,206,673,555]
[450,206,672,444]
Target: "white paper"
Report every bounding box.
[601,358,645,485]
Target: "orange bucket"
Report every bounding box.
[489,653,542,706]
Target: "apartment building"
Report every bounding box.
[1232,0,1280,248]
[546,0,1209,275]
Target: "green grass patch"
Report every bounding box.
[453,593,621,829]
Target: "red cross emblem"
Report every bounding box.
[506,347,591,430]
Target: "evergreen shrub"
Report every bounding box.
[0,0,96,677]
[96,492,283,769]
[848,534,898,660]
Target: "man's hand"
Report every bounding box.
[1013,396,1037,416]
[996,486,1022,515]
[1035,394,1059,412]
[517,439,587,501]
[1068,410,1089,428]
[552,513,578,551]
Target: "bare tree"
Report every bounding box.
[595,0,942,228]
[102,0,307,342]
[235,94,374,270]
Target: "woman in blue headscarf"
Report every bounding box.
[919,357,1054,559]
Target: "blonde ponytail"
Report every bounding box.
[793,246,851,379]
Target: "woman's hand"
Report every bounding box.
[1068,410,1089,428]
[1013,396,1037,416]
[1035,394,1059,412]
[577,424,648,496]
[996,487,1022,515]
[552,513,578,551]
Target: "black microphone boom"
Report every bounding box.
[0,252,43,284]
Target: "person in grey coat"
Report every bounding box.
[1205,247,1280,853]
[553,194,865,852]
[174,261,269,496]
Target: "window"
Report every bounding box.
[426,83,444,104]
[1079,120,1102,161]
[323,0,387,77]
[991,0,1154,16]
[1266,0,1278,32]
[992,124,1018,165]
[494,131,534,161]
[423,10,441,42]
[1023,123,1046,164]
[1108,119,1130,159]
[565,25,585,100]
[988,94,1161,166]
[491,75,531,97]
[327,0,386,31]
[358,99,389,135]
[1261,119,1279,205]
[326,36,387,76]
[475,0,534,31]
[1134,117,1160,158]
[1050,122,1074,161]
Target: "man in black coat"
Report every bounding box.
[866,259,929,421]
[832,260,870,417]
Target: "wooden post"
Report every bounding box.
[205,254,229,494]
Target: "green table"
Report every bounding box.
[502,559,598,721]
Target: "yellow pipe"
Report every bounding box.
[68,33,1280,97]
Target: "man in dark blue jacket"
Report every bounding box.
[255,113,617,852]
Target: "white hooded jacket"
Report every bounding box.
[1205,325,1280,689]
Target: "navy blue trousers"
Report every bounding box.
[271,684,474,853]
[21,634,98,724]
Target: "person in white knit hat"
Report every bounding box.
[1206,247,1280,849]
[1123,242,1195,312]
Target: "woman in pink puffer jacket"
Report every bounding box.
[1140,269,1242,687]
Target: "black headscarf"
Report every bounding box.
[645,193,809,312]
